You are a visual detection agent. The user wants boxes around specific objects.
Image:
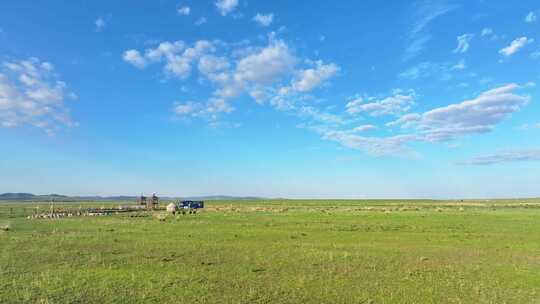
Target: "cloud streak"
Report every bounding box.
[404,0,458,61]
[453,34,473,53]
[459,149,540,165]
[322,130,420,156]
[346,91,416,117]
[389,83,530,142]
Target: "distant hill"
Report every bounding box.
[0,193,265,202]
[0,193,69,201]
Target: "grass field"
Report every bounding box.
[1,199,540,303]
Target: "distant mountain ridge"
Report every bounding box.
[0,193,264,202]
[0,193,69,201]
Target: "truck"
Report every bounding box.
[177,200,204,214]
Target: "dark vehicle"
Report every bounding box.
[177,200,204,214]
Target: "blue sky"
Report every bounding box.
[1,0,540,198]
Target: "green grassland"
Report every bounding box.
[1,199,540,303]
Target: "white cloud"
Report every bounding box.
[451,59,466,70]
[322,130,419,156]
[269,94,294,111]
[174,101,198,115]
[398,61,464,80]
[145,41,185,62]
[352,124,377,133]
[306,83,532,157]
[168,41,215,78]
[291,61,339,92]
[95,17,106,31]
[346,91,416,117]
[253,13,274,26]
[345,96,363,112]
[234,40,295,85]
[481,28,493,37]
[122,50,147,69]
[206,98,233,114]
[201,38,303,104]
[298,106,345,125]
[174,98,233,120]
[387,113,421,128]
[453,33,473,53]
[215,0,239,16]
[126,37,339,126]
[128,36,526,154]
[480,27,497,40]
[389,83,530,142]
[459,149,540,165]
[215,39,298,101]
[399,62,433,79]
[124,40,214,79]
[525,11,537,23]
[403,35,432,62]
[194,39,297,102]
[499,37,534,57]
[248,88,268,104]
[177,6,190,16]
[0,58,77,134]
[195,17,207,26]
[198,55,230,76]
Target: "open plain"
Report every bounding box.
[1,199,540,303]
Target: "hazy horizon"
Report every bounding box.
[2,191,539,201]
